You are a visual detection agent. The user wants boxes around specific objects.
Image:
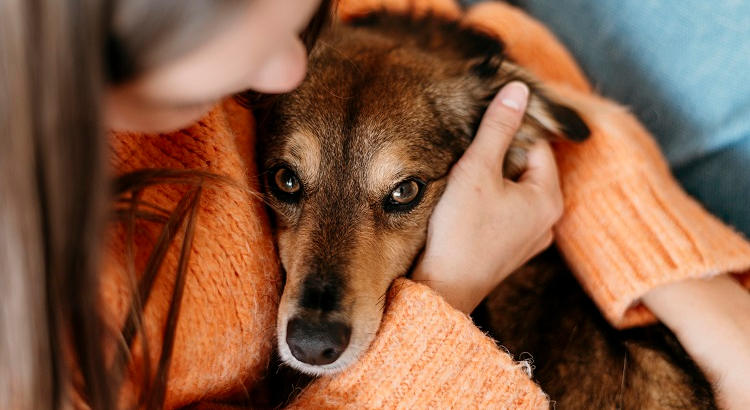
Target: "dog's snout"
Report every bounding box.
[300,272,344,312]
[286,317,351,365]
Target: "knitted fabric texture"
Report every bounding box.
[102,0,750,407]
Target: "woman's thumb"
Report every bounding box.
[459,81,529,177]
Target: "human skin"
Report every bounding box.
[643,277,750,409]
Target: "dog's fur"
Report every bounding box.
[255,13,715,407]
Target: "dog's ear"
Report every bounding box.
[467,54,591,178]
[503,86,591,178]
[468,53,590,143]
[524,87,591,143]
[349,13,590,142]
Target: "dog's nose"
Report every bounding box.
[286,317,351,365]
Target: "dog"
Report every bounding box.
[254,12,715,408]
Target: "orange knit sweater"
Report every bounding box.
[103,0,750,408]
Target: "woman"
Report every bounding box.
[1,0,748,408]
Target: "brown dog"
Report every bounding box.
[255,12,715,407]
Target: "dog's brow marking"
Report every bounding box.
[366,143,409,192]
[284,131,321,186]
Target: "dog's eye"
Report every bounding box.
[269,166,302,202]
[275,168,300,193]
[391,180,419,203]
[384,179,425,213]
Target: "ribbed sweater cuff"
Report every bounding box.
[553,88,750,328]
[288,279,548,409]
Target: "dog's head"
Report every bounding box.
[255,14,589,375]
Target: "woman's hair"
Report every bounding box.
[0,1,332,408]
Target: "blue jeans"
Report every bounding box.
[464,0,750,236]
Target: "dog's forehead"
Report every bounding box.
[267,29,479,197]
[275,73,446,181]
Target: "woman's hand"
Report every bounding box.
[643,275,750,409]
[412,82,564,314]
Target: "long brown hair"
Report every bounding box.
[0,1,332,408]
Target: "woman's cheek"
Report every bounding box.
[106,92,214,133]
[137,104,215,133]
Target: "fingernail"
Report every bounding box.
[498,81,529,111]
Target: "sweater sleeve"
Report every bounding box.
[464,2,750,328]
[287,279,548,409]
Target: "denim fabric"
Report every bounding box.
[462,0,750,235]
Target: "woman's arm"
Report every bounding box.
[460,3,750,406]
[643,276,750,409]
[463,0,750,329]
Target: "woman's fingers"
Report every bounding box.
[519,140,559,189]
[457,81,529,178]
[532,230,555,257]
[518,141,564,224]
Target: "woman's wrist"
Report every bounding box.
[412,263,505,314]
[642,275,750,409]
